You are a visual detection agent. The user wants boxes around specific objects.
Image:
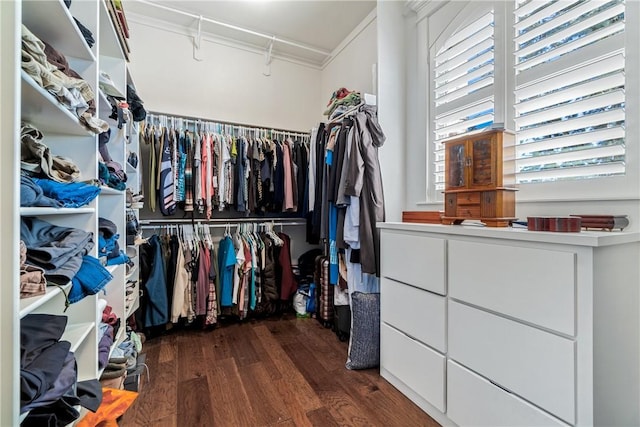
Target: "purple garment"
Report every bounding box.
[22,351,77,412]
[98,326,114,369]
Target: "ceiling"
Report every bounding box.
[124,0,377,67]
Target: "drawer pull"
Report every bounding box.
[488,379,514,395]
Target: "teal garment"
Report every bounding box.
[218,236,236,307]
[249,239,256,311]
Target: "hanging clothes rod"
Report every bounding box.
[135,0,331,57]
[146,111,310,137]
[139,217,306,226]
[140,221,306,230]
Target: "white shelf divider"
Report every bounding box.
[61,322,96,353]
[20,207,95,216]
[22,0,96,62]
[20,71,93,137]
[19,283,71,319]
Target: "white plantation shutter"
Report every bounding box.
[514,0,626,184]
[433,11,495,191]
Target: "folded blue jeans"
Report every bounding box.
[68,256,112,304]
[34,178,100,208]
[20,175,63,208]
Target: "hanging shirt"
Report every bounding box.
[308,127,318,212]
[171,237,190,323]
[146,125,158,212]
[193,131,203,213]
[159,127,176,216]
[183,131,194,212]
[175,130,187,202]
[202,133,213,219]
[282,138,296,211]
[217,235,236,307]
[232,233,245,304]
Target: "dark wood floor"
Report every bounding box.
[119,313,440,427]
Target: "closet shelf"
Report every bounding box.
[22,0,96,62]
[113,326,126,352]
[20,207,95,216]
[125,296,139,319]
[99,186,124,196]
[98,0,126,60]
[125,263,138,281]
[21,71,93,137]
[19,283,72,319]
[98,90,112,121]
[125,163,137,174]
[106,264,121,275]
[61,322,95,353]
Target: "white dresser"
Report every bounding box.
[378,222,640,426]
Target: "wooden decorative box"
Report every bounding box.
[527,216,581,232]
[570,215,629,231]
[402,211,443,224]
[441,129,517,227]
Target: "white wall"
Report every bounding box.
[126,17,322,131]
[320,11,377,117]
[377,1,406,222]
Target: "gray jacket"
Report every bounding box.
[344,105,386,276]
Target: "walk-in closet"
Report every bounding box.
[3,0,640,426]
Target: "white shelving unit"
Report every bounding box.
[2,1,138,424]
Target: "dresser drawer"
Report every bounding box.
[381,278,446,352]
[456,192,481,205]
[447,360,569,427]
[449,301,575,424]
[380,230,446,295]
[380,323,445,412]
[456,205,481,218]
[449,240,575,336]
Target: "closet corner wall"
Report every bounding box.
[4,1,138,424]
[1,0,21,425]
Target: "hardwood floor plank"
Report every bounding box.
[318,388,374,426]
[336,369,439,426]
[177,331,208,380]
[271,419,297,427]
[270,378,315,427]
[206,357,258,426]
[281,341,339,393]
[158,333,177,363]
[122,360,177,424]
[246,325,281,381]
[306,407,340,427]
[252,324,323,411]
[139,414,177,427]
[177,376,215,426]
[292,319,348,371]
[239,362,290,425]
[227,323,262,367]
[202,325,233,361]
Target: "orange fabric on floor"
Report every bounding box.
[77,387,138,427]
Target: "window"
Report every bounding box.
[432,11,495,192]
[513,0,626,184]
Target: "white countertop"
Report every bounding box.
[377,222,640,247]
